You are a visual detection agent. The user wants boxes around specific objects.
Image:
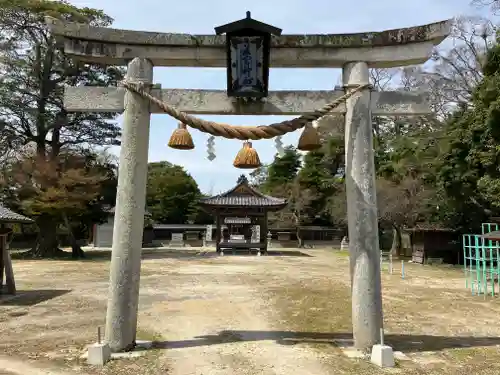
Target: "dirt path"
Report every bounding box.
[0,355,72,375]
[5,250,500,374]
[140,257,332,375]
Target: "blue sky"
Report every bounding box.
[68,0,491,194]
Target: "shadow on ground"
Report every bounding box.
[153,330,500,353]
[39,249,313,261]
[10,247,314,262]
[67,250,204,262]
[214,250,312,257]
[0,289,71,306]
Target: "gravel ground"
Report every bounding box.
[1,248,500,374]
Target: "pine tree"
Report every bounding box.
[0,0,123,256]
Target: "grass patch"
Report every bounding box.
[10,248,205,263]
[136,328,165,343]
[264,280,387,374]
[268,280,352,335]
[262,266,498,374]
[335,250,349,257]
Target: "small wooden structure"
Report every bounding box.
[408,227,460,264]
[0,205,33,295]
[199,176,286,255]
[481,230,500,241]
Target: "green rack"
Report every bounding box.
[463,223,500,297]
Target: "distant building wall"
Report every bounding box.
[93,216,154,248]
[94,217,114,248]
[92,219,346,249]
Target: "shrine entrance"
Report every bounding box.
[199,175,286,256]
[0,206,33,296]
[226,221,247,237]
[48,14,451,353]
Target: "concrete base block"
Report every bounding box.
[81,340,154,362]
[87,343,111,366]
[370,344,395,368]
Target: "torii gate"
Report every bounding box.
[47,17,451,353]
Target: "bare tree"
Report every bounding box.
[401,17,494,119]
[368,68,401,142]
[327,183,347,230]
[268,181,317,247]
[471,0,500,14]
[370,68,399,91]
[377,177,434,255]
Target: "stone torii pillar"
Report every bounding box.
[47,17,451,352]
[343,61,382,350]
[105,57,153,351]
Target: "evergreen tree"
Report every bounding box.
[263,146,301,192]
[0,0,123,256]
[146,162,203,224]
[438,35,500,230]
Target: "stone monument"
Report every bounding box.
[205,224,213,242]
[251,225,260,243]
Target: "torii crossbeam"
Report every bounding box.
[47,17,451,353]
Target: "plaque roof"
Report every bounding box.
[214,11,282,36]
[200,177,287,209]
[224,217,252,224]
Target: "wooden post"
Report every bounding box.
[259,216,265,250]
[215,213,221,253]
[2,234,16,295]
[262,212,268,254]
[0,234,4,293]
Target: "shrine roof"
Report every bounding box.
[0,205,33,223]
[199,178,287,209]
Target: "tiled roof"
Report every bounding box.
[200,181,287,208]
[201,195,286,207]
[0,205,33,223]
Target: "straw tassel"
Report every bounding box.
[233,141,261,169]
[168,122,195,150]
[297,122,321,151]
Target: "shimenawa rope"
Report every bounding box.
[120,81,370,141]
